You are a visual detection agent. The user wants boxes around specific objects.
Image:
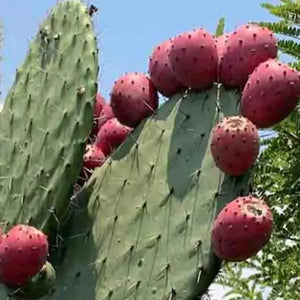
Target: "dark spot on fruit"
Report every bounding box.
[193,57,198,62]
[176,148,182,155]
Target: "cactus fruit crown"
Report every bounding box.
[0,1,298,300]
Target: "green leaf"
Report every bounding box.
[215,17,225,37]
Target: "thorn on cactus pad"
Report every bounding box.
[76,86,85,96]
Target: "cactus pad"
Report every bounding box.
[0,0,98,233]
[49,85,251,300]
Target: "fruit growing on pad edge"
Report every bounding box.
[0,225,49,286]
[110,72,159,128]
[211,196,273,261]
[169,28,218,89]
[148,38,184,97]
[219,24,278,87]
[210,116,259,176]
[241,58,300,128]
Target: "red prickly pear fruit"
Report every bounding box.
[92,93,106,135]
[0,225,49,286]
[219,24,278,87]
[95,117,133,156]
[241,59,300,128]
[211,195,273,261]
[148,39,184,97]
[83,144,106,170]
[215,33,229,58]
[110,72,159,128]
[168,28,218,89]
[98,103,114,130]
[93,93,106,119]
[211,116,259,176]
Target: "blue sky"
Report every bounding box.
[0,0,279,103]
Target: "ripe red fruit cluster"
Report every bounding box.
[0,225,49,287]
[83,23,299,262]
[210,116,259,176]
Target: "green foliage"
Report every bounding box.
[216,1,300,299]
[261,0,300,24]
[215,17,225,37]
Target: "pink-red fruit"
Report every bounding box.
[98,102,114,130]
[169,28,218,89]
[215,33,229,58]
[110,72,158,128]
[148,39,184,97]
[96,118,132,156]
[94,93,106,120]
[92,93,106,135]
[211,116,259,176]
[241,59,300,128]
[83,144,106,169]
[211,196,273,261]
[219,24,278,87]
[0,225,49,286]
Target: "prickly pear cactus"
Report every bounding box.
[0,0,98,235]
[47,85,251,300]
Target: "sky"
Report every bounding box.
[0,0,279,103]
[0,0,280,299]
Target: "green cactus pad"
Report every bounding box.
[47,85,251,300]
[0,0,98,233]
